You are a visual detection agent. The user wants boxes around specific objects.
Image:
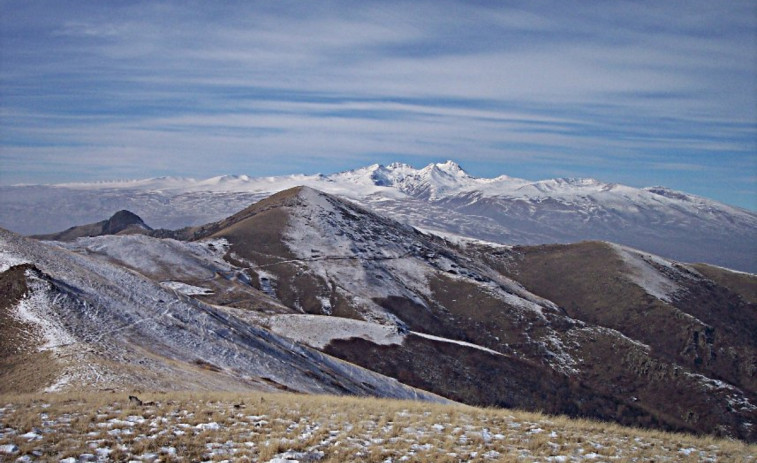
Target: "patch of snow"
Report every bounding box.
[316,296,332,315]
[410,332,504,356]
[161,281,214,296]
[540,335,579,375]
[196,422,221,431]
[266,450,324,463]
[44,373,73,393]
[576,325,651,352]
[55,235,234,282]
[611,244,684,303]
[20,431,42,440]
[0,444,19,454]
[269,315,404,350]
[700,264,756,276]
[257,270,278,298]
[0,250,29,273]
[414,227,512,249]
[685,372,757,413]
[12,270,77,351]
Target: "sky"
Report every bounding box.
[1,1,755,210]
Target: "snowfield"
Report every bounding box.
[268,315,404,350]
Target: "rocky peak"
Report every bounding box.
[102,210,150,235]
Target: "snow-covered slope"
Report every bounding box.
[0,227,447,401]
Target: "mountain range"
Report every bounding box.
[2,185,755,442]
[2,161,755,272]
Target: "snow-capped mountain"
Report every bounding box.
[1,161,755,272]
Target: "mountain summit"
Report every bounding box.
[101,210,149,235]
[31,210,151,241]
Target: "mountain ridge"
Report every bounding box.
[3,161,755,273]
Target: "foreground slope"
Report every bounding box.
[3,160,755,272]
[1,392,754,462]
[0,227,444,403]
[140,186,756,441]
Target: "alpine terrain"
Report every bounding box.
[1,161,755,272]
[2,186,755,443]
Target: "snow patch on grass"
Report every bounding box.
[161,281,214,296]
[611,244,684,303]
[13,270,76,352]
[3,392,753,462]
[410,332,504,357]
[0,250,29,273]
[269,315,403,350]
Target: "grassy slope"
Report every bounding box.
[0,391,754,462]
[691,263,757,304]
[468,241,757,440]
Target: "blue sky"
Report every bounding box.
[1,0,755,210]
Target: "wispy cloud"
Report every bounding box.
[1,0,755,209]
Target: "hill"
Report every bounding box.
[30,210,151,241]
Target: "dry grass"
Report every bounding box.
[0,391,754,462]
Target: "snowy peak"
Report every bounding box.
[417,161,473,184]
[329,160,475,198]
[350,160,475,199]
[423,160,470,177]
[396,161,475,199]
